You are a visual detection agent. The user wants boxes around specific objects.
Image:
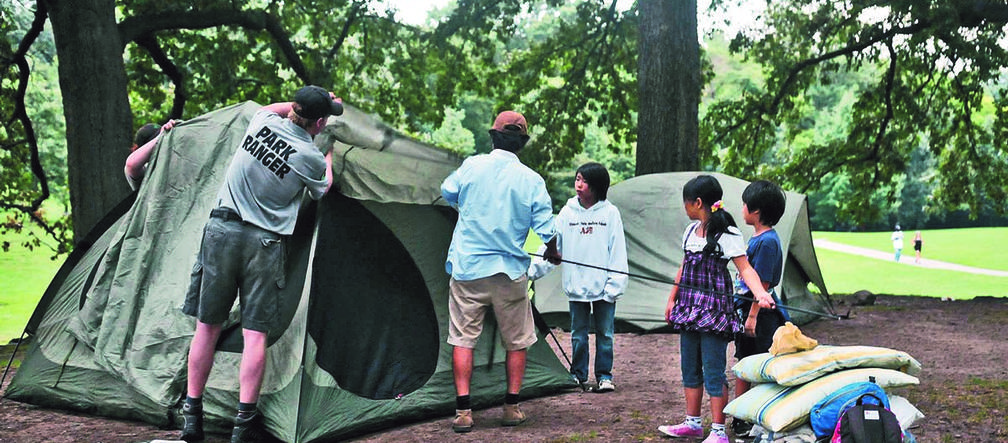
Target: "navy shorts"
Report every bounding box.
[182,212,287,333]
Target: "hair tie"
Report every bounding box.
[711,200,723,212]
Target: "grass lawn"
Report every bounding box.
[812,247,1008,299]
[0,230,62,344]
[813,227,1008,271]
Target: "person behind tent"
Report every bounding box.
[124,119,176,190]
[891,224,904,262]
[440,110,561,433]
[658,174,774,443]
[729,179,792,438]
[527,162,628,394]
[179,86,341,443]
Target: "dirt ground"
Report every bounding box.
[1,294,1005,443]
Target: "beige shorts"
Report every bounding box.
[447,274,537,351]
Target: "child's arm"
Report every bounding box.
[743,279,770,336]
[733,256,774,308]
[664,265,684,323]
[527,245,557,280]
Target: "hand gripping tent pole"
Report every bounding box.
[530,253,846,321]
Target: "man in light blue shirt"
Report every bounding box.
[441,110,560,433]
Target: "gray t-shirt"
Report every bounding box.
[216,109,328,235]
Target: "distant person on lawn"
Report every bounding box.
[913,231,923,263]
[891,225,904,262]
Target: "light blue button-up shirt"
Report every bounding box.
[441,149,557,281]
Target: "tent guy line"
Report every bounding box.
[529,252,845,320]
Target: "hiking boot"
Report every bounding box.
[179,403,204,442]
[452,409,473,433]
[730,418,753,437]
[700,431,729,443]
[230,411,270,443]
[501,403,527,426]
[657,422,704,438]
[596,379,616,393]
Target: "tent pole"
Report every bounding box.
[1,331,28,389]
[530,253,846,320]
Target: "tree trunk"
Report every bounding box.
[43,0,133,241]
[637,0,699,175]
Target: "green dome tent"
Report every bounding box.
[532,172,835,332]
[4,102,575,442]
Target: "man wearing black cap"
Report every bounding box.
[179,86,343,443]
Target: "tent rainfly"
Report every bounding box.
[3,102,575,442]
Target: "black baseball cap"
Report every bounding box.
[293,85,344,119]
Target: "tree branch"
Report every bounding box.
[714,19,932,147]
[134,34,186,119]
[1,2,70,251]
[118,8,313,83]
[12,4,50,212]
[329,0,365,59]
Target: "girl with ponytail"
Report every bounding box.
[658,175,774,443]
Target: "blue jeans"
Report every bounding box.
[569,300,616,382]
[679,330,729,396]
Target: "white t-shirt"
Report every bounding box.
[681,221,747,259]
[891,231,904,249]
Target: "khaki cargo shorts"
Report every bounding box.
[447,273,537,350]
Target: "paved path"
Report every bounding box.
[813,239,1008,277]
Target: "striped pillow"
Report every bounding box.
[724,368,919,433]
[733,345,922,386]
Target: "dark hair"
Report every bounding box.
[682,174,738,255]
[489,129,530,152]
[742,180,786,226]
[576,162,610,201]
[133,123,159,151]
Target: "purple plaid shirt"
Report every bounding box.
[667,222,744,338]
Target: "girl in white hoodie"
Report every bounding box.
[529,162,628,392]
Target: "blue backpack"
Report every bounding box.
[810,381,890,439]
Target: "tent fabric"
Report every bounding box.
[5,102,575,442]
[532,172,834,331]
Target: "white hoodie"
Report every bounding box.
[528,197,628,303]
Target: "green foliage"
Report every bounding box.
[0,219,62,343]
[703,0,1008,224]
[426,107,475,156]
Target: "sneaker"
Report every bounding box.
[501,403,527,426]
[700,431,729,443]
[179,403,204,442]
[230,411,270,443]
[658,422,704,438]
[730,418,753,437]
[452,409,473,433]
[596,379,616,393]
[579,380,595,392]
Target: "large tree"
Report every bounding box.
[637,0,699,174]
